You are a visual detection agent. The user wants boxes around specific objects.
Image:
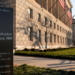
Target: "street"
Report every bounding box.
[14,55,75,71]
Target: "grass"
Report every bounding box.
[13,64,75,75]
[15,48,75,60]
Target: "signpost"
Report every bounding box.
[0,7,13,75]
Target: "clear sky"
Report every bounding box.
[70,0,75,18]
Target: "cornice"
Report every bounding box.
[66,0,73,9]
[68,0,73,8]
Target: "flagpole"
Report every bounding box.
[66,15,75,24]
[49,0,59,11]
[59,8,69,20]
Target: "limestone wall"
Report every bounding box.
[1,0,72,50]
[15,0,72,50]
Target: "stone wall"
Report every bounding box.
[15,0,72,50]
[1,0,72,50]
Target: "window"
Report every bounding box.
[61,28,62,32]
[37,13,41,22]
[63,37,64,44]
[54,23,56,29]
[50,33,52,42]
[54,34,56,43]
[57,25,59,30]
[60,26,61,31]
[65,38,67,44]
[28,27,33,41]
[57,35,59,43]
[45,31,47,42]
[50,20,52,27]
[44,17,47,25]
[60,36,62,43]
[37,30,41,42]
[28,8,33,18]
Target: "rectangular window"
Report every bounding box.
[60,26,61,31]
[28,27,33,41]
[54,34,56,43]
[44,17,47,25]
[63,37,64,44]
[61,28,63,32]
[50,33,52,42]
[50,20,52,27]
[60,36,62,43]
[45,31,47,42]
[37,30,41,42]
[54,23,56,29]
[57,35,59,43]
[37,13,41,22]
[57,25,59,30]
[65,38,66,44]
[28,8,33,18]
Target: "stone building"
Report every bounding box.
[72,19,75,46]
[0,0,73,50]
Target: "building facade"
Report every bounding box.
[72,19,75,46]
[1,0,73,50]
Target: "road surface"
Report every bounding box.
[14,55,75,71]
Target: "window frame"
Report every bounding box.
[28,27,33,41]
[28,8,33,18]
[37,13,41,22]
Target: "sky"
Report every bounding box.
[70,0,75,18]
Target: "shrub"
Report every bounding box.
[31,48,36,51]
[15,48,75,60]
[14,64,75,75]
[23,48,29,51]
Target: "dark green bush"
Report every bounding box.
[23,48,29,51]
[15,48,75,60]
[31,48,36,51]
[14,64,75,75]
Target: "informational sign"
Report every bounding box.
[0,7,13,75]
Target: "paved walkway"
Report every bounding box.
[14,55,75,71]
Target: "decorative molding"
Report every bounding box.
[66,0,73,8]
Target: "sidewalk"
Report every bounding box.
[14,55,75,71]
